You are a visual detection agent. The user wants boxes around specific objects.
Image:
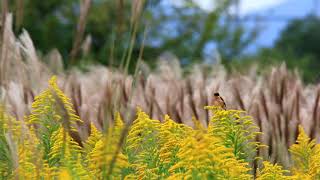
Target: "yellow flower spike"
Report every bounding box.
[191,117,206,131]
[206,105,261,163]
[59,169,72,180]
[168,131,251,179]
[163,114,170,122]
[84,123,102,155]
[289,125,320,179]
[114,112,124,134]
[256,161,290,180]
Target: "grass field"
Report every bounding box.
[1,76,320,179]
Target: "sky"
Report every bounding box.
[168,0,317,53]
[245,0,316,50]
[187,0,288,15]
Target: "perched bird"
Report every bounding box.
[212,92,226,110]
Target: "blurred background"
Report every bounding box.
[1,0,320,82]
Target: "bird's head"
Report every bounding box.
[214,92,220,96]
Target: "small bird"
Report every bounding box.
[212,92,226,110]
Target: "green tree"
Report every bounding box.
[5,0,258,69]
[231,15,320,83]
[144,0,259,63]
[275,15,320,60]
[19,0,78,58]
[274,15,320,82]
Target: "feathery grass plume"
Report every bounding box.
[256,161,290,180]
[206,106,262,163]
[289,125,320,179]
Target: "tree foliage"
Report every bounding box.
[4,0,258,68]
